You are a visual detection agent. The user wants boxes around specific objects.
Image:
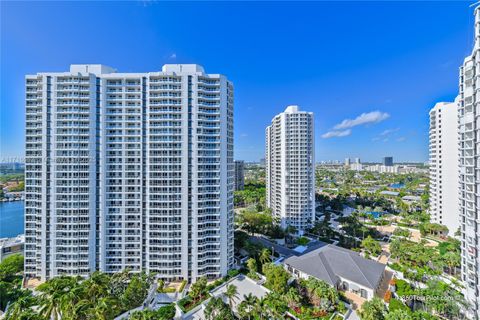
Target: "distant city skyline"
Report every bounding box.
[1,2,474,162]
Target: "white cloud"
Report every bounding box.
[321,129,352,139]
[240,133,248,137]
[334,111,390,130]
[380,128,399,136]
[396,137,406,142]
[169,53,177,59]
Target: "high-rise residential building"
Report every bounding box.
[24,64,234,282]
[459,7,480,317]
[344,158,351,166]
[382,156,393,167]
[429,100,460,237]
[234,160,245,191]
[350,158,363,171]
[265,105,315,231]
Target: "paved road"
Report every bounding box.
[249,236,297,258]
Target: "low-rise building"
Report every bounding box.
[284,244,388,300]
[0,234,25,261]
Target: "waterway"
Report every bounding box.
[0,201,24,238]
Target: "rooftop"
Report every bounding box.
[284,244,386,290]
[0,234,25,248]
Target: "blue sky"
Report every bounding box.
[0,1,474,162]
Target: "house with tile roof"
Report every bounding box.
[284,244,387,300]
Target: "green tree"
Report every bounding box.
[304,277,338,310]
[0,254,24,281]
[262,292,288,318]
[259,248,271,265]
[4,294,38,320]
[262,263,290,294]
[224,284,239,312]
[238,294,257,320]
[443,251,460,276]
[246,258,258,279]
[121,272,151,310]
[393,228,411,238]
[128,304,176,320]
[204,297,234,320]
[189,276,208,303]
[386,309,413,320]
[361,236,382,256]
[284,287,301,309]
[37,276,79,320]
[360,297,386,320]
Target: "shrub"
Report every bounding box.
[388,298,410,312]
[178,294,210,313]
[179,279,187,292]
[227,269,240,278]
[395,279,414,296]
[156,303,176,320]
[296,237,310,246]
[388,262,404,272]
[163,287,176,293]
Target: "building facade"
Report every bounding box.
[382,157,393,167]
[459,7,480,317]
[234,160,245,191]
[25,64,234,282]
[429,101,460,237]
[265,105,315,231]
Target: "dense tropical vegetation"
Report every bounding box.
[4,269,153,320]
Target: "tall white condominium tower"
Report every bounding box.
[24,64,234,282]
[428,100,460,237]
[459,7,480,317]
[265,105,315,231]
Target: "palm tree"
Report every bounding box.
[37,276,77,320]
[205,297,235,320]
[240,293,257,320]
[224,284,239,312]
[59,280,86,319]
[82,271,110,301]
[443,252,460,276]
[259,248,271,265]
[246,258,258,279]
[252,296,265,319]
[4,294,36,320]
[93,296,119,320]
[237,301,250,320]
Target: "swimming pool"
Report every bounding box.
[366,211,385,219]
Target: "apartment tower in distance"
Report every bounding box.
[24,64,234,282]
[234,160,245,191]
[382,156,393,167]
[459,6,480,318]
[428,100,459,237]
[265,105,315,232]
